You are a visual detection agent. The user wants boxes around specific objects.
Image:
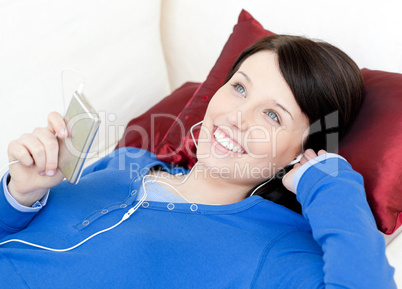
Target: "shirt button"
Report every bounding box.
[190,203,198,212]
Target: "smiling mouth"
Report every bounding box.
[213,126,246,154]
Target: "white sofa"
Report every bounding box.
[1,0,401,286]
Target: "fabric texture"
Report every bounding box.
[117,9,402,234]
[0,147,396,288]
[339,69,402,234]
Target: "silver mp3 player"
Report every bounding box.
[57,91,100,184]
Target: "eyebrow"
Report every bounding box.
[237,70,294,120]
[237,71,251,85]
[274,102,293,120]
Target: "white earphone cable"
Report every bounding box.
[0,113,303,251]
[0,160,20,175]
[0,187,146,252]
[0,157,147,252]
[60,68,86,114]
[190,120,203,149]
[0,69,128,252]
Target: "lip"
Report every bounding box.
[212,125,247,155]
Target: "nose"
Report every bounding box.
[226,104,253,132]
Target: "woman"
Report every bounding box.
[0,35,396,288]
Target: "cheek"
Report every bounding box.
[244,123,288,152]
[246,129,301,166]
[243,127,272,157]
[203,86,236,119]
[273,131,305,165]
[204,94,225,117]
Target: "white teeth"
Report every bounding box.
[213,128,245,154]
[214,129,225,140]
[220,138,230,146]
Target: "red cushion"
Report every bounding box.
[118,9,402,234]
[339,69,402,234]
[115,82,201,152]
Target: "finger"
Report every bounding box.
[8,139,35,167]
[304,149,317,160]
[283,163,301,182]
[318,149,327,156]
[293,163,302,170]
[18,133,47,174]
[299,149,318,166]
[48,111,67,138]
[299,156,308,166]
[33,127,59,176]
[299,154,313,166]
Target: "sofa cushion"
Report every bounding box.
[0,0,170,168]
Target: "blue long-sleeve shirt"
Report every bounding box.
[0,148,396,288]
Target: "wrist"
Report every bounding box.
[7,178,48,207]
[293,153,347,195]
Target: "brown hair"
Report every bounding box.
[226,35,364,213]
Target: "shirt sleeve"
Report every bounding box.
[0,172,42,240]
[0,148,132,240]
[252,154,396,289]
[296,154,395,288]
[2,172,49,213]
[292,153,347,193]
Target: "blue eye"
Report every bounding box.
[231,83,246,97]
[266,110,280,123]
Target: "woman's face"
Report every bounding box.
[196,51,310,188]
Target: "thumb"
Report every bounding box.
[47,111,68,138]
[282,163,302,194]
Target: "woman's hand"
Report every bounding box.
[282,149,327,194]
[7,112,68,206]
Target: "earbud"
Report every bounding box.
[288,153,303,166]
